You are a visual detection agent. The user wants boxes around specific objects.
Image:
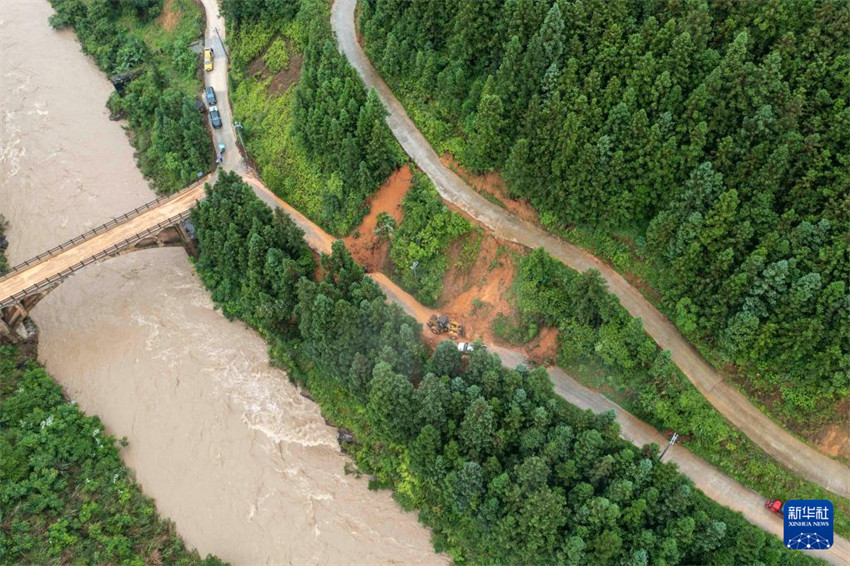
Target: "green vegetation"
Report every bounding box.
[192,171,315,333]
[374,211,396,242]
[0,346,223,565]
[507,248,850,538]
[191,173,815,565]
[0,215,8,274]
[387,173,470,305]
[49,0,211,193]
[492,312,539,346]
[360,0,850,425]
[224,0,402,235]
[0,222,219,563]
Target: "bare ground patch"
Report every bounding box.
[247,39,304,96]
[814,423,850,463]
[268,52,303,95]
[437,234,523,343]
[343,166,413,272]
[440,154,540,224]
[157,0,180,32]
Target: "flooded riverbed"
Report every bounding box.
[0,2,443,564]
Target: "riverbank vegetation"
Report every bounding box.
[0,346,223,565]
[48,0,211,193]
[387,174,470,306]
[191,173,814,565]
[359,0,850,429]
[224,0,401,235]
[503,248,850,538]
[0,215,8,274]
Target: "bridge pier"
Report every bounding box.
[1,219,199,345]
[123,222,192,254]
[0,185,205,346]
[0,290,52,344]
[0,317,18,344]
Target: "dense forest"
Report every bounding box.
[359,0,850,422]
[0,346,223,564]
[223,0,402,235]
[191,172,814,565]
[48,0,211,192]
[506,249,850,536]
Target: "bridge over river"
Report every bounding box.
[0,175,210,342]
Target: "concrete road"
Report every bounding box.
[200,0,241,173]
[199,1,849,561]
[330,0,850,500]
[224,162,850,565]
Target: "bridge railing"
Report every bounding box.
[0,174,210,283]
[0,206,198,310]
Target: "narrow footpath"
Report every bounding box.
[199,0,849,562]
[329,0,850,501]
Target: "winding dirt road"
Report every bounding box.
[198,0,849,561]
[330,0,850,501]
[228,175,850,564]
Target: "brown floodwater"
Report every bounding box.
[0,2,444,564]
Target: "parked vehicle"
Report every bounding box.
[766,499,784,516]
[194,97,206,114]
[209,105,222,129]
[204,47,214,72]
[205,86,216,105]
[457,342,485,354]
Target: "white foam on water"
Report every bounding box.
[0,1,447,563]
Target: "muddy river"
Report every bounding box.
[0,2,443,564]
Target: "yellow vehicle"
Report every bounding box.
[203,47,214,72]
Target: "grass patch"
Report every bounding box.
[454,229,483,273]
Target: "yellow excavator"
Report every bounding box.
[427,314,466,340]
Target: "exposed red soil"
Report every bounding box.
[812,398,850,463]
[815,424,850,462]
[432,232,558,362]
[440,155,540,224]
[343,164,557,362]
[437,236,520,344]
[158,0,180,32]
[343,166,412,271]
[525,326,559,365]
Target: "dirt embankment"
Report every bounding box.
[157,0,180,32]
[437,234,558,364]
[440,155,540,224]
[344,169,557,363]
[247,46,303,96]
[343,166,412,271]
[814,403,850,464]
